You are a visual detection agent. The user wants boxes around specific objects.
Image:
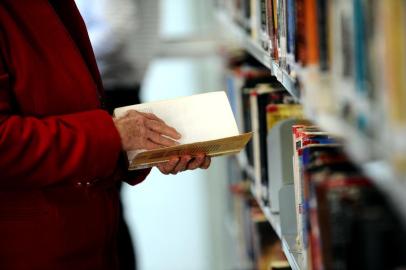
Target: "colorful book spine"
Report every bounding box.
[286,0,296,68]
[304,0,320,66]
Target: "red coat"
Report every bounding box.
[0,1,150,269]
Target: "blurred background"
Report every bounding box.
[76,0,237,270]
[118,0,232,270]
[76,0,406,270]
[123,1,232,270]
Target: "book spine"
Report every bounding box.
[277,0,287,68]
[257,93,271,204]
[266,0,275,55]
[353,0,367,95]
[304,0,320,66]
[286,0,296,69]
[316,0,329,71]
[250,91,262,198]
[295,0,306,65]
[260,0,270,51]
[272,0,279,60]
[243,88,254,168]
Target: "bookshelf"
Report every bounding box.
[217,11,300,100]
[217,1,406,270]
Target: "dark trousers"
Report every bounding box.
[106,85,140,270]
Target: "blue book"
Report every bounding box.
[353,0,367,95]
[286,0,296,57]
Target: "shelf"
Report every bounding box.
[312,113,406,224]
[244,165,256,182]
[282,235,303,270]
[312,113,374,163]
[257,200,282,238]
[257,201,303,270]
[270,62,300,101]
[249,188,304,270]
[216,11,300,100]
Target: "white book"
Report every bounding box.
[114,91,252,170]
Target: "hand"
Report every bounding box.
[113,110,181,151]
[157,153,211,175]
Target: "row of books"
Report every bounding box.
[225,53,302,206]
[225,55,406,269]
[292,123,406,270]
[217,0,406,175]
[227,176,290,270]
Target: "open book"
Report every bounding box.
[113,91,252,170]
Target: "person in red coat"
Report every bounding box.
[0,1,210,270]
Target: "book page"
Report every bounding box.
[114,91,240,143]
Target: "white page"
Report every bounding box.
[114,91,240,144]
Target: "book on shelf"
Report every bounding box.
[114,91,252,170]
[304,0,320,66]
[225,62,272,170]
[276,0,287,69]
[266,105,304,213]
[301,144,406,270]
[291,125,337,255]
[218,1,406,269]
[250,83,293,203]
[268,0,279,60]
[286,0,296,70]
[316,0,328,71]
[250,0,261,41]
[294,0,306,65]
[259,0,269,51]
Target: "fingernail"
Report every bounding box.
[175,131,182,139]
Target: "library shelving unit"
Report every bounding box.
[216,1,406,270]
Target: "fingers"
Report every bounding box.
[124,110,180,139]
[139,112,165,123]
[200,156,211,169]
[172,155,192,174]
[187,154,205,170]
[143,139,163,150]
[145,120,181,140]
[146,129,179,147]
[157,157,180,175]
[157,155,191,175]
[157,154,211,175]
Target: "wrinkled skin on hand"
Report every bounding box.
[113,110,211,174]
[157,154,211,175]
[113,110,181,151]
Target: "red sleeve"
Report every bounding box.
[0,109,123,188]
[117,153,152,186]
[0,58,122,188]
[124,168,152,186]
